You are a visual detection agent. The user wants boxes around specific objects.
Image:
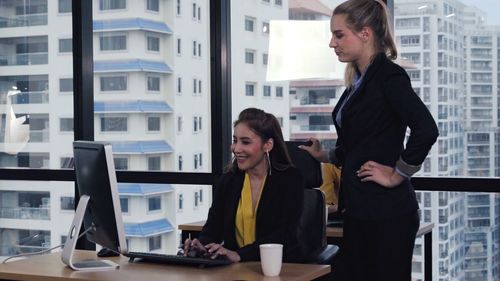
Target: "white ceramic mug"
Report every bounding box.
[259,244,283,277]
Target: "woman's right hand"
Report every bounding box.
[183,238,206,257]
[298,138,329,163]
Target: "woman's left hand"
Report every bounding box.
[204,243,241,263]
[356,160,404,188]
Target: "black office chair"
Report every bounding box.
[285,141,339,265]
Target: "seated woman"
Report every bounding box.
[184,108,304,263]
[320,163,341,216]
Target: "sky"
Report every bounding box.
[321,0,500,26]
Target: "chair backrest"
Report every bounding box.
[297,188,327,262]
[285,141,322,188]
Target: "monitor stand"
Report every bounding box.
[61,195,119,271]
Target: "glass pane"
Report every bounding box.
[120,183,211,254]
[0,180,74,260]
[93,1,211,174]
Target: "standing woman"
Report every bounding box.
[300,1,439,280]
[185,108,304,263]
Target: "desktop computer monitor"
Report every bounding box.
[61,141,127,271]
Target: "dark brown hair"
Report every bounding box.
[227,108,293,173]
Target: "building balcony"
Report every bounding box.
[0,14,47,28]
[29,129,49,143]
[290,98,337,114]
[0,52,48,66]
[0,206,50,220]
[290,124,337,140]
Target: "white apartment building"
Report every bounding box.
[396,0,500,280]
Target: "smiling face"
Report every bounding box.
[329,14,365,64]
[231,122,272,173]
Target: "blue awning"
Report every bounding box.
[118,183,174,196]
[93,18,172,34]
[94,59,173,73]
[110,140,173,154]
[124,219,174,237]
[95,100,173,113]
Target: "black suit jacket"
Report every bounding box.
[198,167,304,262]
[332,53,439,220]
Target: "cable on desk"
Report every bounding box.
[2,226,93,264]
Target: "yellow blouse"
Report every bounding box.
[319,163,341,207]
[235,173,266,247]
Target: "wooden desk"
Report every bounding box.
[0,250,330,281]
[179,221,434,281]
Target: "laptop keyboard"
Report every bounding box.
[125,252,232,268]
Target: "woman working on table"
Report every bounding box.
[184,108,304,263]
[300,1,439,280]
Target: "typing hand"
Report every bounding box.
[356,160,404,188]
[204,243,240,263]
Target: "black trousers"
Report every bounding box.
[342,210,419,281]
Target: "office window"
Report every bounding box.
[148,235,161,251]
[58,0,72,13]
[60,157,73,168]
[114,157,128,170]
[194,154,199,169]
[177,116,183,133]
[262,22,270,34]
[176,38,182,55]
[198,116,202,131]
[192,40,197,56]
[147,116,160,131]
[193,116,198,132]
[263,85,271,97]
[199,189,203,203]
[245,83,255,96]
[58,38,72,53]
[100,117,127,132]
[262,0,270,3]
[178,193,183,210]
[245,50,255,64]
[147,76,160,92]
[99,0,126,10]
[99,34,126,51]
[147,36,160,52]
[192,3,197,19]
[193,78,198,94]
[60,197,74,210]
[198,43,201,57]
[120,197,129,213]
[198,80,202,94]
[59,78,73,92]
[263,53,268,65]
[178,155,183,171]
[245,17,255,32]
[199,153,203,167]
[146,0,159,12]
[148,156,161,171]
[59,118,73,132]
[276,86,283,97]
[198,6,201,21]
[275,0,282,5]
[194,191,199,207]
[148,196,161,211]
[100,76,127,91]
[176,0,181,15]
[177,76,182,94]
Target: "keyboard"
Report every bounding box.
[124,252,232,268]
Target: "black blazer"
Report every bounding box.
[331,53,439,220]
[198,167,304,262]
